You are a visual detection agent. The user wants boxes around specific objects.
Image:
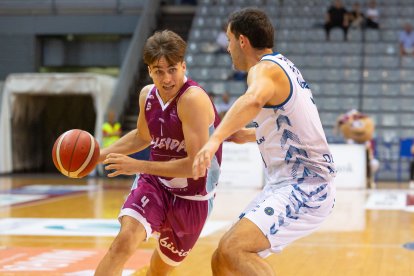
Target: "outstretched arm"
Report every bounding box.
[226,127,256,144]
[99,86,152,163]
[192,61,290,179]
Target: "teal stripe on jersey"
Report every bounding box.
[206,124,220,194]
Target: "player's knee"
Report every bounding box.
[148,264,174,276]
[217,235,240,259]
[110,232,139,257]
[211,248,229,275]
[211,249,220,267]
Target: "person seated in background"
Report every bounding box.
[215,23,228,53]
[348,2,365,29]
[207,91,216,103]
[410,143,414,189]
[399,23,414,56]
[215,91,233,119]
[231,69,247,81]
[102,110,122,149]
[365,0,380,29]
[200,23,229,54]
[324,0,349,41]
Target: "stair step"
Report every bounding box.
[124,115,138,123]
[121,5,194,133]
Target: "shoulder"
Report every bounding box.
[179,86,209,105]
[140,85,153,97]
[139,85,153,101]
[247,59,291,99]
[137,85,154,109]
[177,86,213,117]
[249,59,284,80]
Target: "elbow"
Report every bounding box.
[246,94,265,111]
[252,99,264,110]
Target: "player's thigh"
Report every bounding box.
[220,217,270,253]
[157,198,211,266]
[243,183,335,256]
[118,215,147,244]
[120,175,168,238]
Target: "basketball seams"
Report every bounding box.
[71,132,96,177]
[56,131,70,176]
[67,130,82,178]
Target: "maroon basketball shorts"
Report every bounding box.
[119,174,213,266]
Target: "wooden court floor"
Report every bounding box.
[1,174,414,276]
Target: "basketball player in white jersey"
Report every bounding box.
[192,8,336,275]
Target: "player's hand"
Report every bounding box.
[192,139,220,180]
[98,151,107,164]
[103,153,139,177]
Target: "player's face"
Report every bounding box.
[226,24,245,71]
[148,56,186,98]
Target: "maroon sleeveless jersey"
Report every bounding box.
[143,78,222,197]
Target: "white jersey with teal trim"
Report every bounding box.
[253,53,336,187]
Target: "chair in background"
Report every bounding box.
[398,138,413,182]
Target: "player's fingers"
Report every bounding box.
[107,170,119,178]
[103,157,112,164]
[103,157,120,165]
[192,156,204,180]
[202,151,211,169]
[192,159,200,180]
[200,152,210,169]
[105,153,122,160]
[191,159,198,180]
[195,156,208,178]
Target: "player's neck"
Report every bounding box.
[245,48,273,70]
[158,90,179,105]
[257,49,274,59]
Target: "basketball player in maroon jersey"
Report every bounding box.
[95,30,222,275]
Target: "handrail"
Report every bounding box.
[108,0,161,122]
[0,0,145,15]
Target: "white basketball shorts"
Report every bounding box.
[242,181,335,258]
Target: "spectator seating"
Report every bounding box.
[186,0,414,181]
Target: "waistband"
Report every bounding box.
[175,188,216,201]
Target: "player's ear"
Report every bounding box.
[239,35,246,48]
[239,35,250,48]
[147,66,152,77]
[182,61,187,72]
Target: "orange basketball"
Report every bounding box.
[52,129,100,178]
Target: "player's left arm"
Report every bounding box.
[226,127,256,144]
[104,87,214,179]
[139,86,214,178]
[193,62,290,179]
[213,63,285,141]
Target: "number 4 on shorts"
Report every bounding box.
[141,196,149,207]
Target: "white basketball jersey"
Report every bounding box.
[253,53,336,187]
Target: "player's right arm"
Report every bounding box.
[226,127,256,144]
[98,86,152,163]
[193,62,290,179]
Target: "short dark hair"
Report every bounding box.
[143,30,187,66]
[228,8,274,50]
